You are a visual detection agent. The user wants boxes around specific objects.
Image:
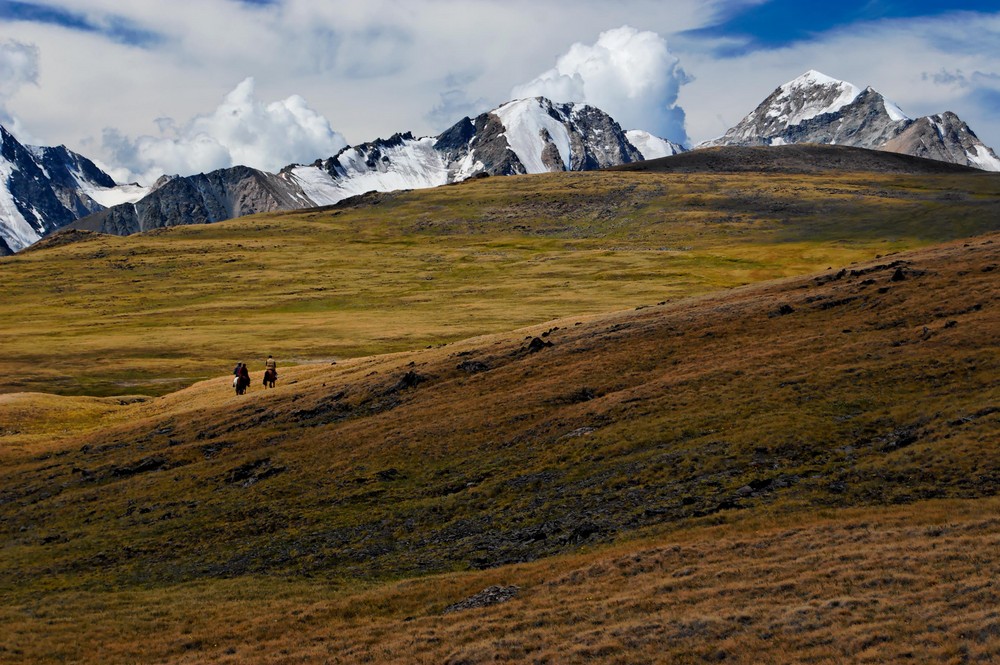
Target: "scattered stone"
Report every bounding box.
[877,424,924,452]
[392,370,427,391]
[375,468,403,482]
[525,337,553,353]
[201,442,235,459]
[890,267,907,281]
[772,304,795,317]
[443,585,520,614]
[948,406,999,427]
[110,456,171,478]
[457,360,489,374]
[562,387,597,403]
[560,427,596,439]
[817,296,860,310]
[224,458,286,487]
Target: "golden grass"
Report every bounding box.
[1,170,998,663]
[2,169,997,396]
[1,497,996,663]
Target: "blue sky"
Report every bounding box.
[0,0,998,182]
[701,0,1000,51]
[0,1,161,46]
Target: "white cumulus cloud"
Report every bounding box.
[512,26,691,144]
[101,77,348,185]
[0,39,40,139]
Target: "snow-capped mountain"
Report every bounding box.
[284,97,678,206]
[73,165,309,236]
[0,125,149,254]
[624,130,684,160]
[701,70,1000,171]
[69,97,683,239]
[882,112,1000,170]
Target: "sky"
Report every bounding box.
[0,0,998,185]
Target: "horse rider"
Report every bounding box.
[265,354,277,378]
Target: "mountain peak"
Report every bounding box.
[786,70,845,88]
[773,71,862,125]
[0,125,151,252]
[700,70,996,172]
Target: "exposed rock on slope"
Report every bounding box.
[701,70,1000,171]
[283,97,672,206]
[881,112,1000,170]
[69,166,311,235]
[0,125,148,252]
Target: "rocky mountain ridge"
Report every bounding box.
[276,97,674,206]
[3,98,678,248]
[71,166,310,236]
[5,72,999,251]
[701,70,1000,171]
[0,126,148,254]
[66,98,679,240]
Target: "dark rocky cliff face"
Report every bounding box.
[774,88,907,149]
[0,125,129,252]
[460,112,522,176]
[562,102,644,170]
[32,145,112,218]
[438,98,646,177]
[1,127,79,241]
[71,165,309,236]
[882,112,1000,168]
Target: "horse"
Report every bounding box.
[263,368,277,389]
[234,373,251,395]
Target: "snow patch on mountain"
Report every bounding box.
[494,98,573,172]
[625,130,683,159]
[0,155,40,251]
[83,183,150,208]
[883,98,909,123]
[770,70,862,126]
[968,144,1000,171]
[288,135,451,206]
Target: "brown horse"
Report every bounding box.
[234,374,251,395]
[263,368,277,389]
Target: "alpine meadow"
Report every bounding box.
[1,143,999,663]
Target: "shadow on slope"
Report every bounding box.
[613,144,985,174]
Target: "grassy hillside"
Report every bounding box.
[2,168,998,396]
[1,231,997,663]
